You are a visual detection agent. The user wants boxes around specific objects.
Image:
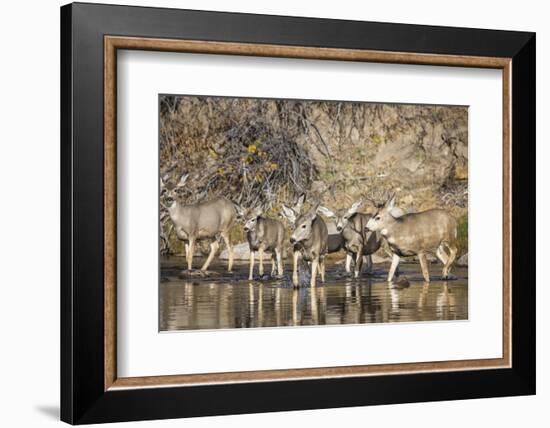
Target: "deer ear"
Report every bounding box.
[253,206,263,218]
[177,173,189,188]
[348,200,363,215]
[386,195,396,210]
[160,177,165,190]
[294,193,306,213]
[233,203,245,218]
[310,204,320,221]
[281,205,296,224]
[390,206,405,218]
[317,206,335,218]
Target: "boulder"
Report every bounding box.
[219,242,273,260]
[456,253,468,266]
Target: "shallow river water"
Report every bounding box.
[159,256,468,331]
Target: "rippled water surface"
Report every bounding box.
[160,256,468,331]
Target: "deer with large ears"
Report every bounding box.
[279,193,344,252]
[365,195,458,283]
[317,200,382,278]
[160,174,236,272]
[281,199,328,288]
[234,205,285,280]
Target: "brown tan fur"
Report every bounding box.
[366,195,458,282]
[318,202,382,278]
[281,203,328,288]
[161,175,236,272]
[236,206,285,280]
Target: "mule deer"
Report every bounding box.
[318,201,382,278]
[161,175,236,272]
[365,195,458,283]
[279,193,343,254]
[281,202,328,288]
[235,205,285,280]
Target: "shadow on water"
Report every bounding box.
[159,256,468,331]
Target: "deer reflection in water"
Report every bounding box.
[159,258,467,331]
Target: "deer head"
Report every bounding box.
[365,194,396,233]
[160,173,188,209]
[280,193,306,226]
[317,200,363,232]
[241,206,264,233]
[288,204,319,244]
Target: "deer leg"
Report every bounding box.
[201,240,219,271]
[187,238,195,270]
[388,253,400,282]
[292,251,300,287]
[221,232,233,272]
[271,253,277,276]
[354,247,363,278]
[418,252,430,282]
[276,248,283,277]
[320,257,326,283]
[310,258,319,288]
[258,247,264,277]
[248,250,255,280]
[345,253,352,274]
[184,242,189,260]
[442,242,458,279]
[436,244,448,266]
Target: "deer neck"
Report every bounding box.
[167,202,180,219]
[380,215,399,240]
[302,218,320,247]
[168,203,194,232]
[256,217,266,238]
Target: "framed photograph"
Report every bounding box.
[61,2,535,424]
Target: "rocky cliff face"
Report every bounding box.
[294,102,468,215]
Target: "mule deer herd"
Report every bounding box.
[161,177,459,287]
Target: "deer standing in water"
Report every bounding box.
[280,194,344,253]
[366,195,458,283]
[318,200,382,278]
[161,174,236,272]
[235,205,285,280]
[281,201,328,288]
